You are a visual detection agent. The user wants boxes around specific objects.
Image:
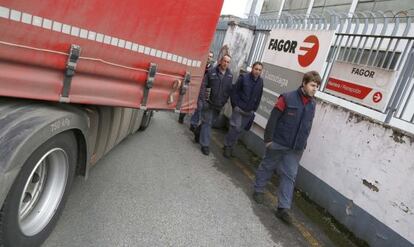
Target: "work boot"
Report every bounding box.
[223,146,232,158]
[194,126,201,143]
[252,192,264,204]
[178,113,185,124]
[274,208,292,225]
[201,146,210,155]
[189,125,196,132]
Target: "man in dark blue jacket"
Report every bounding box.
[223,62,264,158]
[179,51,214,125]
[199,54,233,155]
[252,71,321,224]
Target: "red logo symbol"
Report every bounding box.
[373,92,382,103]
[298,35,319,67]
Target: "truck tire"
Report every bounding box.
[139,110,153,131]
[0,131,77,247]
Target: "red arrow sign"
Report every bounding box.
[373,92,382,103]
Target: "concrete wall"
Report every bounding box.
[302,101,414,245]
[242,100,414,246]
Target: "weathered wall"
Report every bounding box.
[222,22,255,79]
[242,100,414,246]
[301,101,414,245]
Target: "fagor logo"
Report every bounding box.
[267,35,320,68]
[298,35,319,67]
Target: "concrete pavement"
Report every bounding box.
[43,112,345,247]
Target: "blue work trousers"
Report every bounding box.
[190,101,203,127]
[224,108,253,148]
[254,142,303,209]
[199,105,221,147]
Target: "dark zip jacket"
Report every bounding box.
[231,72,263,112]
[201,65,233,109]
[265,88,316,150]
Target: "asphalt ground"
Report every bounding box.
[43,112,350,247]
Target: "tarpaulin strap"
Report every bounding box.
[175,72,191,113]
[140,63,157,110]
[60,44,81,103]
[167,79,182,105]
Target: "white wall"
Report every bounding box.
[301,100,414,244]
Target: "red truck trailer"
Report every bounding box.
[0,1,223,246]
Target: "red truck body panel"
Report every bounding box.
[0,0,223,111]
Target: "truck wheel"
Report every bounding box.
[139,110,153,131]
[0,132,77,247]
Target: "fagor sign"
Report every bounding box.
[267,35,320,68]
[325,61,397,112]
[262,30,334,74]
[256,29,334,126]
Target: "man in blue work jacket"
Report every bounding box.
[199,54,233,155]
[252,71,321,224]
[179,51,214,126]
[223,61,264,158]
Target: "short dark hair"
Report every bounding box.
[221,54,231,60]
[302,71,321,86]
[252,61,263,68]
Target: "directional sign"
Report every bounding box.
[373,92,382,103]
[325,61,397,112]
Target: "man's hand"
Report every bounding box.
[205,88,211,101]
[265,142,272,148]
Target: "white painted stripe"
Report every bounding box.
[32,16,42,27]
[138,45,145,53]
[42,18,52,29]
[80,29,88,38]
[10,10,21,21]
[71,26,80,37]
[0,5,201,68]
[263,87,280,97]
[118,39,125,48]
[62,24,70,34]
[21,13,32,24]
[0,6,9,18]
[96,33,104,42]
[125,41,132,50]
[52,21,62,32]
[156,50,162,58]
[111,37,118,46]
[88,31,96,40]
[103,35,111,44]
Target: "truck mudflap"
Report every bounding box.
[0,98,90,207]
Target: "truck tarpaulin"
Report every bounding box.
[0,0,224,112]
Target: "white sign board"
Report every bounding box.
[255,29,335,127]
[262,29,335,73]
[325,61,397,112]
